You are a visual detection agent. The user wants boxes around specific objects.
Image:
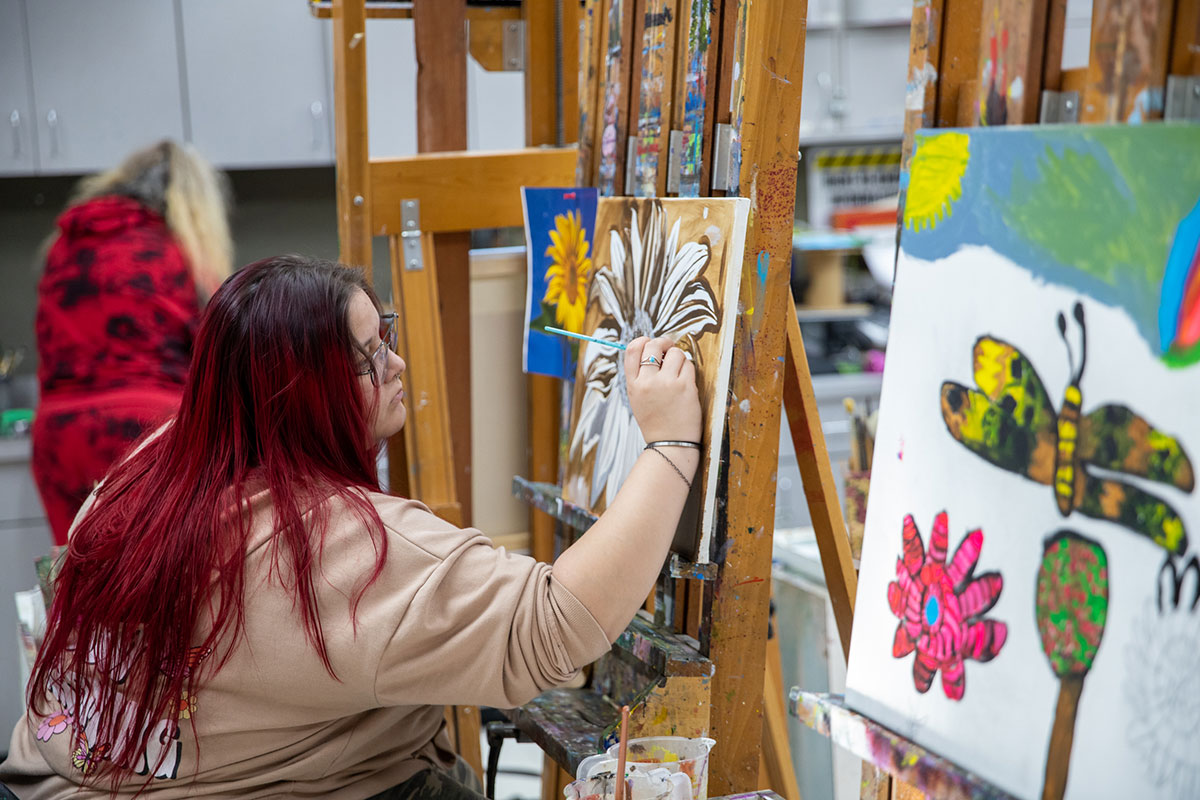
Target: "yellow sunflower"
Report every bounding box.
[542,210,593,333]
[904,131,970,232]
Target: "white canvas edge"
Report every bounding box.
[519,187,534,375]
[697,195,752,565]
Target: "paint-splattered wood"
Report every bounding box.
[706,0,808,792]
[723,0,750,195]
[511,477,719,578]
[783,308,856,659]
[974,0,1050,124]
[614,612,712,678]
[902,0,945,170]
[601,675,711,746]
[1171,0,1200,74]
[935,0,984,127]
[672,0,723,197]
[595,0,637,195]
[788,692,1019,800]
[632,0,681,197]
[507,688,621,771]
[1080,0,1175,122]
[578,0,605,184]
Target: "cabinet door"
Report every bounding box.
[26,0,185,175]
[0,0,38,175]
[182,0,332,168]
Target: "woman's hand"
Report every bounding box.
[624,336,702,445]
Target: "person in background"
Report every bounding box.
[0,255,701,799]
[31,140,233,545]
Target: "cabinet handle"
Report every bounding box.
[310,101,324,150]
[9,110,19,159]
[46,109,59,158]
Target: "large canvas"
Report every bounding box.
[562,197,749,563]
[522,187,600,379]
[845,125,1200,800]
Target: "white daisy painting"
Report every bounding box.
[563,197,750,563]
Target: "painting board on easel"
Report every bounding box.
[845,124,1200,800]
[562,196,749,562]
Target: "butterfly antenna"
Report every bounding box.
[1073,302,1087,381]
[1057,311,1076,377]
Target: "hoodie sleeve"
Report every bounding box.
[369,497,612,709]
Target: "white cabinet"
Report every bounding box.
[0,0,38,175]
[25,0,186,175]
[0,437,54,741]
[181,0,333,168]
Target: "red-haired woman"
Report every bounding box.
[0,255,702,800]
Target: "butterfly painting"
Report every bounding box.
[940,301,1195,554]
[71,729,110,774]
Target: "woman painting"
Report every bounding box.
[32,140,233,544]
[1,255,701,799]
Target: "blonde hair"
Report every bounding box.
[68,140,233,300]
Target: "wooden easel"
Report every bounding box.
[322,0,577,780]
[786,1,1200,798]
[516,2,851,800]
[321,0,854,798]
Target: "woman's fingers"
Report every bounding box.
[659,346,687,378]
[625,337,649,378]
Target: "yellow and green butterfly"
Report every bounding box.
[940,302,1194,554]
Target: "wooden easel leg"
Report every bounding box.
[761,635,803,800]
[541,756,574,800]
[445,705,485,783]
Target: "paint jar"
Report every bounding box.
[564,765,686,800]
[602,737,716,800]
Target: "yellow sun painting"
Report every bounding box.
[904,131,970,233]
[542,210,593,333]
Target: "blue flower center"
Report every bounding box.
[924,595,941,626]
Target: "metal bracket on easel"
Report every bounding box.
[711,123,734,192]
[666,129,683,194]
[401,199,423,271]
[625,135,638,194]
[502,21,525,71]
[1165,75,1200,121]
[1039,90,1080,123]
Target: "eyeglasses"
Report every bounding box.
[357,313,398,386]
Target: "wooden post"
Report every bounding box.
[936,0,985,127]
[526,1,581,566]
[332,0,371,270]
[413,0,474,526]
[902,0,946,167]
[1080,0,1175,122]
[705,0,808,793]
[975,0,1051,124]
[1170,0,1200,75]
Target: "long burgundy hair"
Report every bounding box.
[29,255,390,787]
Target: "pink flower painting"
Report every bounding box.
[887,511,1008,700]
[36,711,72,741]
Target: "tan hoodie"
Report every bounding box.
[0,490,610,798]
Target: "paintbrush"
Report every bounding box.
[614,705,630,800]
[545,326,627,351]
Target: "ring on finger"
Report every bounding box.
[640,355,662,367]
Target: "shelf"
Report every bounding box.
[506,614,712,773]
[308,1,521,20]
[798,128,904,148]
[787,691,1018,800]
[795,304,873,322]
[512,477,718,580]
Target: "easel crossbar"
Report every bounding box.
[370,147,577,235]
